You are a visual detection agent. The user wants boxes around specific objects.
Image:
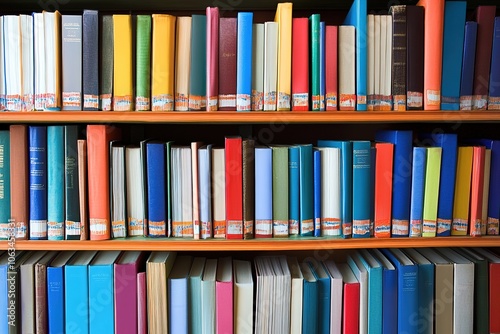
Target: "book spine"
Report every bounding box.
[338,26,356,110]
[62,15,83,111]
[263,22,278,111]
[391,6,407,111]
[422,147,442,237]
[10,125,29,239]
[225,137,243,239]
[64,126,81,240]
[410,147,427,237]
[147,143,167,237]
[313,150,321,237]
[82,10,99,110]
[255,147,272,238]
[0,131,10,240]
[291,18,309,111]
[218,18,237,111]
[29,126,47,240]
[47,268,64,334]
[100,15,113,111]
[236,13,253,111]
[47,126,65,240]
[251,23,264,111]
[319,22,326,111]
[199,146,212,239]
[189,15,207,111]
[272,147,288,237]
[325,26,338,110]
[242,140,255,239]
[135,15,152,111]
[406,6,424,110]
[288,146,299,236]
[374,143,393,238]
[352,141,371,238]
[436,134,458,237]
[113,14,133,111]
[486,140,500,235]
[207,8,219,111]
[460,22,478,110]
[488,17,500,110]
[299,145,313,236]
[451,147,473,236]
[470,146,486,236]
[275,2,292,110]
[77,139,88,240]
[310,15,320,111]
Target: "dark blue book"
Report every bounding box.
[488,17,500,110]
[288,145,300,236]
[29,126,47,240]
[147,141,167,237]
[375,130,413,237]
[313,149,321,237]
[307,259,331,334]
[236,12,253,111]
[459,22,478,110]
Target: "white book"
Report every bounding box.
[43,11,61,110]
[171,147,183,237]
[348,251,369,334]
[0,17,4,110]
[384,15,392,105]
[126,146,145,236]
[323,259,343,334]
[374,15,381,108]
[317,147,341,236]
[192,142,202,240]
[263,21,278,111]
[175,17,191,111]
[212,148,226,239]
[33,12,46,110]
[437,248,474,334]
[379,15,387,109]
[481,149,491,235]
[3,15,22,111]
[181,147,193,238]
[252,23,264,111]
[201,259,217,334]
[287,257,303,334]
[234,260,254,334]
[20,14,34,111]
[338,25,355,109]
[199,145,213,239]
[367,14,375,109]
[111,143,126,238]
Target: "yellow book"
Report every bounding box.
[422,147,442,237]
[152,14,176,111]
[274,2,292,110]
[175,17,192,111]
[113,15,133,111]
[451,147,473,236]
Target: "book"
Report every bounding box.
[251,23,263,111]
[135,15,152,111]
[110,142,126,238]
[199,145,213,239]
[82,10,99,110]
[374,143,393,238]
[192,142,202,240]
[147,142,167,237]
[255,147,272,238]
[380,15,393,110]
[264,22,278,111]
[33,13,45,110]
[0,131,10,240]
[359,249,383,334]
[482,149,492,235]
[367,14,375,110]
[325,25,338,110]
[338,26,356,110]
[406,6,424,110]
[64,126,81,240]
[20,14,33,111]
[347,252,369,334]
[352,141,371,238]
[470,146,486,237]
[29,126,47,240]
[242,139,255,239]
[337,263,360,334]
[452,147,473,236]
[390,6,407,110]
[137,272,147,334]
[10,125,29,239]
[300,262,318,334]
[201,259,217,334]
[310,15,320,111]
[307,258,331,334]
[216,257,233,334]
[410,147,427,237]
[236,12,253,111]
[271,146,288,237]
[78,139,88,240]
[225,137,243,239]
[175,17,191,111]
[288,146,299,236]
[47,126,64,240]
[317,147,341,237]
[218,18,237,111]
[274,2,293,110]
[113,14,133,111]
[43,11,62,110]
[212,148,226,238]
[99,15,113,110]
[299,144,313,236]
[460,22,478,110]
[313,149,321,236]
[422,147,442,237]
[291,18,309,111]
[168,255,193,333]
[62,15,82,110]
[322,260,343,334]
[233,260,254,333]
[370,249,397,334]
[319,22,326,110]
[288,257,304,334]
[488,17,500,110]
[188,257,205,334]
[126,146,145,237]
[207,8,219,111]
[190,15,207,111]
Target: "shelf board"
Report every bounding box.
[1,111,500,124]
[3,236,500,251]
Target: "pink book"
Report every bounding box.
[216,257,233,334]
[207,7,219,111]
[114,252,146,334]
[325,25,338,110]
[137,272,147,334]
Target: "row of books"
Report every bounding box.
[2,247,500,334]
[0,125,499,241]
[1,1,499,112]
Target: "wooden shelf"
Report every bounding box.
[3,236,500,251]
[1,111,500,124]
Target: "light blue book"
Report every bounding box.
[65,250,98,334]
[236,12,253,111]
[47,126,65,240]
[288,146,300,236]
[0,252,10,334]
[255,147,272,237]
[199,145,212,239]
[307,259,330,334]
[344,0,367,110]
[299,144,314,236]
[410,147,427,237]
[359,249,383,334]
[352,141,371,238]
[201,259,217,334]
[169,255,193,334]
[189,257,206,334]
[0,131,10,240]
[441,1,467,110]
[317,140,353,238]
[89,251,121,334]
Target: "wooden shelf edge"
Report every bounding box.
[2,236,500,251]
[1,111,500,124]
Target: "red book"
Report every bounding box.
[488,255,500,332]
[225,137,243,239]
[472,6,496,110]
[87,124,121,240]
[469,146,485,236]
[10,125,29,239]
[291,18,309,111]
[339,263,360,334]
[206,7,219,111]
[325,25,338,111]
[374,143,393,238]
[137,272,147,334]
[218,18,237,111]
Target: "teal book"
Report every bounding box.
[370,249,397,334]
[47,126,65,240]
[0,131,10,240]
[189,15,207,111]
[300,262,318,334]
[89,251,121,334]
[64,126,81,240]
[317,140,352,238]
[299,144,314,236]
[288,146,300,236]
[352,141,371,238]
[189,257,206,334]
[359,249,383,334]
[310,14,320,111]
[307,259,331,334]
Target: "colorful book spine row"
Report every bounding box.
[0,1,499,112]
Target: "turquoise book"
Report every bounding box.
[313,149,321,237]
[47,126,65,240]
[352,141,371,238]
[299,144,314,236]
[310,14,320,111]
[289,146,300,236]
[189,15,207,111]
[441,1,467,110]
[307,259,331,334]
[0,131,10,240]
[317,140,352,238]
[236,12,253,111]
[319,21,326,111]
[300,262,319,334]
[358,249,383,334]
[370,249,397,334]
[189,257,206,334]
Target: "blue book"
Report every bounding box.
[489,17,500,109]
[410,147,427,237]
[65,250,98,334]
[299,144,313,236]
[375,130,413,237]
[0,131,10,239]
[317,140,353,238]
[147,141,167,237]
[404,249,434,334]
[420,133,458,236]
[359,250,383,334]
[89,251,122,334]
[199,145,212,239]
[288,146,300,236]
[47,251,76,334]
[370,249,397,334]
[381,248,418,334]
[236,12,253,111]
[307,259,330,334]
[169,255,193,334]
[319,21,326,111]
[29,126,47,240]
[300,262,318,334]
[47,126,64,240]
[441,1,467,110]
[352,141,371,238]
[459,22,478,110]
[313,149,321,237]
[255,147,272,237]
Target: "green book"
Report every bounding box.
[135,15,152,111]
[310,14,320,111]
[422,147,442,237]
[271,146,289,237]
[100,15,114,111]
[0,130,10,240]
[189,15,207,110]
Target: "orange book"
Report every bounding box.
[87,125,121,240]
[469,146,485,237]
[416,0,445,110]
[374,142,393,238]
[10,125,29,239]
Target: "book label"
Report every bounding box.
[237,94,251,111]
[16,222,27,239]
[357,94,366,105]
[100,94,112,111]
[114,96,133,111]
[227,219,243,235]
[452,218,467,233]
[278,92,291,110]
[172,221,182,237]
[312,95,320,110]
[256,219,272,236]
[422,219,436,236]
[112,220,126,238]
[487,217,499,235]
[207,96,218,111]
[136,96,151,111]
[273,219,288,237]
[45,93,58,109]
[339,94,355,109]
[149,220,166,237]
[437,219,451,235]
[63,92,82,107]
[407,91,423,108]
[22,94,34,111]
[189,95,207,111]
[293,93,308,108]
[201,221,212,239]
[393,94,406,111]
[30,219,47,239]
[175,93,189,111]
[213,219,226,238]
[343,222,352,237]
[426,89,441,106]
[48,221,64,240]
[470,219,481,237]
[152,94,174,111]
[379,95,392,110]
[183,221,193,237]
[321,217,341,236]
[301,219,314,234]
[6,94,22,111]
[410,219,422,237]
[194,220,200,240]
[374,222,391,237]
[488,96,500,110]
[35,93,44,110]
[65,220,81,237]
[353,219,370,237]
[320,95,325,110]
[251,90,263,110]
[326,93,337,109]
[392,219,409,236]
[460,95,472,110]
[472,95,487,110]
[289,219,299,235]
[84,94,99,109]
[219,94,236,108]
[90,218,109,236]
